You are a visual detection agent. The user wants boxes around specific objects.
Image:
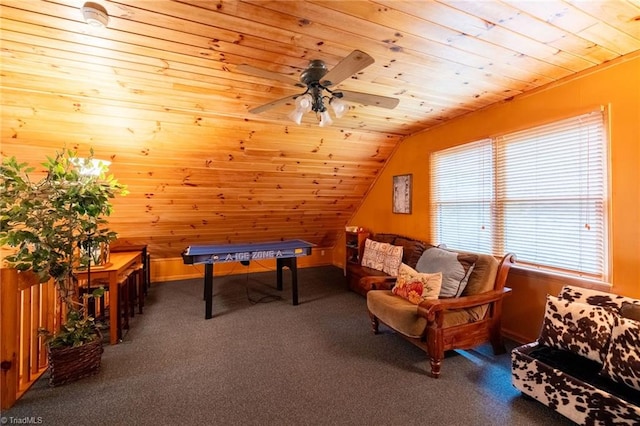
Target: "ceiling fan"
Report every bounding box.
[237,50,400,126]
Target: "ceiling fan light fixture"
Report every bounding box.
[318,110,333,127]
[288,109,305,125]
[82,2,109,27]
[246,50,398,126]
[288,94,313,124]
[330,97,348,118]
[295,94,313,112]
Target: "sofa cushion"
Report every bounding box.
[382,244,403,277]
[415,247,477,298]
[460,253,498,297]
[601,315,640,391]
[368,290,477,338]
[367,290,426,338]
[361,239,389,271]
[538,295,616,363]
[347,263,389,280]
[391,263,442,304]
[372,233,397,245]
[347,263,390,296]
[391,236,429,269]
[458,254,500,322]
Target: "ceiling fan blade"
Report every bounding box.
[320,50,375,87]
[248,95,296,114]
[236,64,303,87]
[340,90,399,109]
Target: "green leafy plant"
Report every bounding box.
[39,310,101,349]
[0,147,128,347]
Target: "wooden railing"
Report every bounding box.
[1,268,62,410]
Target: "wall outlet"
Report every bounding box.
[321,250,325,256]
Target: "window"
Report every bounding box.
[431,110,608,280]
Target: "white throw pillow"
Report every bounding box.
[360,239,389,272]
[382,244,403,277]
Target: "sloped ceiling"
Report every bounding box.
[1,0,639,258]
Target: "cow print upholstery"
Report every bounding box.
[538,295,615,363]
[512,286,640,425]
[601,316,640,392]
[560,285,640,311]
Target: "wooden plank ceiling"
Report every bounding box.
[1,0,639,258]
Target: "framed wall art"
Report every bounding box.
[392,174,412,214]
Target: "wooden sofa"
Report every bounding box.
[346,233,428,296]
[349,233,516,378]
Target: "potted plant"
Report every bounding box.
[0,147,127,386]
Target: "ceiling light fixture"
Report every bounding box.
[81,2,109,28]
[70,157,111,177]
[287,60,349,127]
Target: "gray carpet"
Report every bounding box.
[3,266,574,425]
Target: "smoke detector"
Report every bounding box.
[82,2,109,27]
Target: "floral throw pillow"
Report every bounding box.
[361,239,390,272]
[382,244,403,277]
[392,263,442,304]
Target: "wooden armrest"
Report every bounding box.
[417,287,511,319]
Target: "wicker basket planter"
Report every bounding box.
[47,335,103,387]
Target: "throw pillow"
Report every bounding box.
[360,238,376,268]
[361,239,390,272]
[392,263,442,304]
[600,315,640,391]
[620,301,640,322]
[538,295,615,364]
[382,244,403,277]
[415,247,477,298]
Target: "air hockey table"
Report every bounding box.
[182,239,314,319]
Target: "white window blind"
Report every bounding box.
[432,139,494,254]
[431,110,607,280]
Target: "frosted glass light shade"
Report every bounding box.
[289,94,313,124]
[288,109,305,125]
[318,110,333,127]
[295,94,312,112]
[330,97,348,118]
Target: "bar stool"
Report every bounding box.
[117,269,133,333]
[123,266,138,319]
[78,271,132,341]
[130,262,145,314]
[77,278,106,319]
